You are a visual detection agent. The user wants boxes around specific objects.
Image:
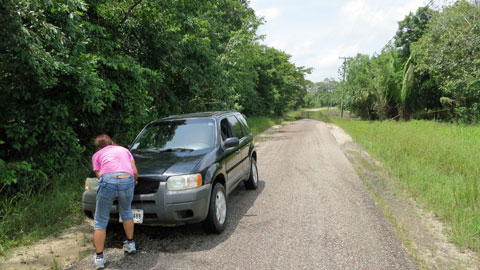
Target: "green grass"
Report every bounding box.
[0,167,88,256]
[246,116,285,136]
[332,119,480,250]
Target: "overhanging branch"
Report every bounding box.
[121,0,143,25]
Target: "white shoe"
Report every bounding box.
[123,240,136,254]
[94,255,106,269]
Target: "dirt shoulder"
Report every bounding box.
[327,123,480,270]
[0,220,94,270]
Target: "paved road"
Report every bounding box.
[70,120,416,270]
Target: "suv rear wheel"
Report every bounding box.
[202,183,227,234]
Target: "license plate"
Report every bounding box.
[119,209,144,224]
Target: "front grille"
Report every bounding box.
[145,213,158,219]
[134,180,160,195]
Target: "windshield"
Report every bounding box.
[131,119,215,151]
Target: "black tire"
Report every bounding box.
[202,183,227,234]
[244,159,259,190]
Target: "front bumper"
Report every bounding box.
[82,182,212,226]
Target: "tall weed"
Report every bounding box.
[334,119,480,250]
[0,165,88,255]
[246,116,283,136]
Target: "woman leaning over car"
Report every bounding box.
[91,134,138,270]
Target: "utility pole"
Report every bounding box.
[339,56,352,118]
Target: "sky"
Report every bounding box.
[249,0,431,82]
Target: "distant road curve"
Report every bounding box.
[306,107,334,111]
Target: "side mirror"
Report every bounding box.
[224,137,239,148]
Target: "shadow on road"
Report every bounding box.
[104,180,265,255]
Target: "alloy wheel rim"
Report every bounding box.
[215,190,226,224]
[252,162,258,185]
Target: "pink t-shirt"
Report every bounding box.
[92,145,134,176]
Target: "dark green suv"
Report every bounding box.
[82,111,258,233]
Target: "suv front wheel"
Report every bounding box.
[203,183,227,234]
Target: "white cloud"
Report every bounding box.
[340,0,367,22]
[250,0,428,82]
[300,45,360,80]
[255,7,282,22]
[293,41,314,54]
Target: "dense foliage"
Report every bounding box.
[340,1,480,122]
[0,0,310,196]
[303,78,340,108]
[414,1,480,122]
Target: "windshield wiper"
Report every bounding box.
[157,147,194,152]
[131,148,162,153]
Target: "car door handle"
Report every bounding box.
[236,150,241,154]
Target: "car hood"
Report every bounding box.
[132,149,210,177]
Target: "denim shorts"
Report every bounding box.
[94,172,135,230]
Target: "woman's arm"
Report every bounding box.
[131,160,138,184]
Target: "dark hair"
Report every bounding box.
[95,134,113,149]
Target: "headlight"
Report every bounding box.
[85,177,99,191]
[167,174,202,191]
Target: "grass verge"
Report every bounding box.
[332,119,480,251]
[345,148,427,268]
[0,165,88,256]
[246,116,285,136]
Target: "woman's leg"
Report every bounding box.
[94,229,107,253]
[123,220,134,239]
[94,180,116,253]
[117,177,135,239]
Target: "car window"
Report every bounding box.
[235,114,251,134]
[220,118,234,141]
[227,115,247,138]
[131,118,215,150]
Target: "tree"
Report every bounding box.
[399,56,415,119]
[413,1,480,122]
[253,45,311,116]
[308,79,340,108]
[342,54,374,119]
[0,0,104,192]
[342,47,404,120]
[394,6,435,62]
[369,45,402,120]
[0,0,311,194]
